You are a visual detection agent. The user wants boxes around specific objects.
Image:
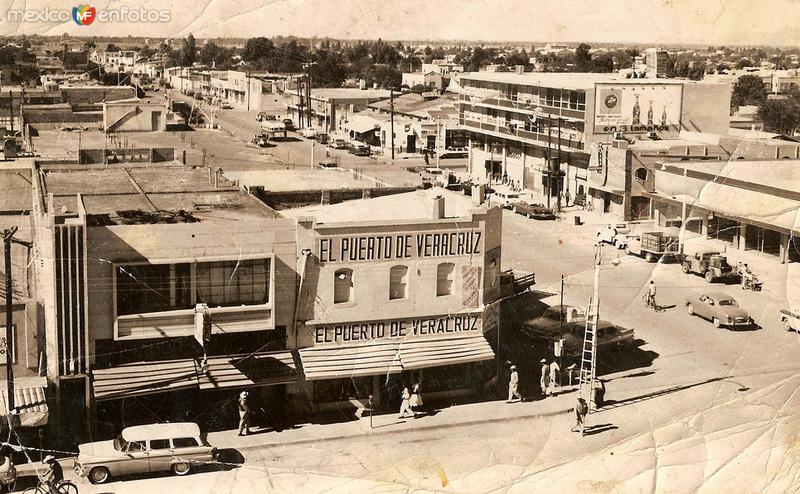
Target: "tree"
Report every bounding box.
[731,75,768,110]
[105,43,121,52]
[759,98,800,134]
[575,43,592,71]
[735,58,753,69]
[179,34,196,67]
[591,53,615,73]
[199,41,222,67]
[242,37,274,65]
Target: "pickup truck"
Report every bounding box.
[622,231,680,263]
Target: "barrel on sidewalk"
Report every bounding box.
[574,215,582,226]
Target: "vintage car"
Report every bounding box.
[0,454,15,490]
[779,308,800,332]
[513,201,556,220]
[318,159,339,169]
[251,133,269,147]
[492,191,521,209]
[685,292,753,328]
[679,250,736,283]
[332,138,349,149]
[522,305,635,356]
[301,127,318,139]
[596,223,631,246]
[282,118,295,131]
[74,422,216,484]
[350,144,371,156]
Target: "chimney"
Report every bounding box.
[432,195,445,219]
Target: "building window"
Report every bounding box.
[334,269,354,304]
[115,263,191,316]
[196,259,270,307]
[389,265,408,300]
[437,263,455,296]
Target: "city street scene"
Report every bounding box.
[0,1,799,492]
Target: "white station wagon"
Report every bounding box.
[74,422,216,484]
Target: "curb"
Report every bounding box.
[221,402,574,451]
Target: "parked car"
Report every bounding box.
[685,292,753,329]
[332,138,348,149]
[74,422,216,484]
[251,133,269,147]
[301,127,318,139]
[596,223,630,246]
[315,134,329,144]
[318,159,338,168]
[522,305,635,356]
[0,454,16,491]
[513,201,556,220]
[350,145,371,156]
[679,250,736,283]
[282,119,295,131]
[219,102,233,110]
[779,307,800,332]
[492,191,521,209]
[256,112,276,122]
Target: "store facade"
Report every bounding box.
[292,193,503,412]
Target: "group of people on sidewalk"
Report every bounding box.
[507,358,562,403]
[399,384,425,419]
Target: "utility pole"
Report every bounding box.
[559,274,565,384]
[435,116,441,170]
[8,91,13,134]
[556,116,562,212]
[3,227,31,420]
[390,89,395,160]
[302,62,317,129]
[546,113,552,209]
[296,80,304,129]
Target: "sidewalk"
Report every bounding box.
[207,387,581,451]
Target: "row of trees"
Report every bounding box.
[731,74,800,134]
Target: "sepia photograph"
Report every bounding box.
[0,0,799,492]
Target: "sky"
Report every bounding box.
[1,0,799,46]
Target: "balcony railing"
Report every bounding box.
[115,305,274,340]
[462,118,585,151]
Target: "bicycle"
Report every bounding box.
[22,479,78,494]
[642,293,658,311]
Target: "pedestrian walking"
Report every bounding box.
[507,365,523,403]
[565,190,571,207]
[548,360,560,396]
[592,379,606,408]
[410,383,424,415]
[540,359,551,398]
[238,391,252,436]
[399,386,415,418]
[646,280,657,309]
[572,397,588,435]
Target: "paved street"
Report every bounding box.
[34,206,799,493]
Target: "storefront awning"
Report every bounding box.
[0,377,48,428]
[299,335,496,380]
[299,341,403,381]
[93,359,199,402]
[398,335,495,370]
[198,351,298,390]
[93,351,300,400]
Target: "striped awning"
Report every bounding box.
[299,335,495,380]
[93,351,299,400]
[92,359,199,401]
[397,335,495,370]
[198,351,297,390]
[299,341,403,381]
[0,377,48,428]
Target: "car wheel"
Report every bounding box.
[173,462,191,476]
[687,304,694,316]
[624,246,631,255]
[681,263,690,274]
[89,466,110,484]
[712,317,721,328]
[783,318,793,332]
[513,206,518,214]
[705,271,715,283]
[528,213,533,219]
[645,252,655,263]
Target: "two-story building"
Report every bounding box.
[283,189,502,412]
[287,88,391,133]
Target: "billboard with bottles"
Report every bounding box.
[593,83,683,138]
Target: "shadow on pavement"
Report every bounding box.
[582,423,618,436]
[601,376,724,411]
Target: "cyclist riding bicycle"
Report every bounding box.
[40,456,63,494]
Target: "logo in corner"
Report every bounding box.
[72,5,96,25]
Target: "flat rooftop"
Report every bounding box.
[223,169,380,192]
[368,93,457,117]
[0,165,33,211]
[659,159,800,194]
[280,188,481,224]
[457,72,701,91]
[43,164,277,224]
[311,88,391,101]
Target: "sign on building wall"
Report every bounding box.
[313,313,482,345]
[0,325,16,365]
[462,265,482,308]
[318,230,483,263]
[593,83,683,137]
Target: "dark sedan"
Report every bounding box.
[522,305,635,356]
[513,201,556,220]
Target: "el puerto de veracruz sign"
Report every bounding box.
[313,313,482,345]
[317,230,482,263]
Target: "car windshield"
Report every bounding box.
[113,436,126,451]
[718,299,738,306]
